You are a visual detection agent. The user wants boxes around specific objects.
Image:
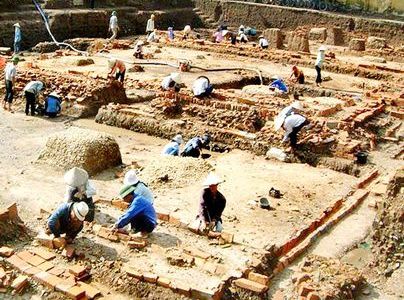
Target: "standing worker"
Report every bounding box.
[3,56,19,112]
[315,45,326,87]
[108,11,119,41]
[13,23,22,54]
[108,58,126,83]
[23,80,44,116]
[146,14,155,36]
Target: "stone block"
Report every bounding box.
[24,266,42,276]
[248,272,270,286]
[6,255,31,272]
[263,28,283,49]
[49,267,65,276]
[287,31,310,52]
[55,278,76,294]
[309,27,327,41]
[326,27,344,46]
[68,265,87,277]
[233,278,268,293]
[67,285,86,299]
[17,251,46,267]
[367,36,386,49]
[349,38,365,51]
[34,271,63,290]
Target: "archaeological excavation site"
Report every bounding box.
[0,0,403,299]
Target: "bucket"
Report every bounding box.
[355,152,368,164]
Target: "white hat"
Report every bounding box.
[170,72,182,84]
[274,115,286,131]
[222,30,229,36]
[64,167,89,188]
[49,92,60,98]
[123,170,140,186]
[136,40,144,46]
[172,134,183,144]
[272,75,281,80]
[184,25,191,33]
[203,173,222,186]
[13,23,20,28]
[108,58,117,69]
[291,101,304,110]
[239,25,245,29]
[319,45,327,51]
[72,202,89,222]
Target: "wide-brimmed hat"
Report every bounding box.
[291,101,304,111]
[172,134,183,144]
[123,170,140,186]
[319,45,327,51]
[203,173,222,187]
[72,202,89,222]
[170,72,182,84]
[13,23,21,28]
[64,167,89,188]
[49,92,60,98]
[119,184,136,199]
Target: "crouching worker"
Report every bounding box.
[108,58,126,83]
[270,76,288,94]
[64,167,96,222]
[193,76,214,98]
[134,40,144,59]
[123,170,154,204]
[162,134,183,156]
[192,173,226,233]
[23,80,44,116]
[44,92,61,118]
[161,72,182,93]
[181,134,210,158]
[277,106,309,152]
[47,202,89,243]
[112,184,157,237]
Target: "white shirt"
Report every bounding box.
[109,16,118,29]
[161,76,173,90]
[4,63,16,82]
[24,81,43,95]
[315,51,325,68]
[147,31,157,42]
[282,114,306,141]
[193,77,209,96]
[146,19,155,32]
[259,38,269,47]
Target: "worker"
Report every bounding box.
[3,56,19,112]
[108,11,119,41]
[13,23,22,54]
[64,167,96,222]
[161,72,182,92]
[167,27,175,41]
[44,92,62,118]
[181,134,211,158]
[146,14,155,36]
[108,58,126,83]
[258,35,269,49]
[47,202,89,243]
[315,45,326,87]
[280,109,309,151]
[238,25,248,43]
[147,29,159,43]
[123,170,154,204]
[193,76,214,98]
[182,25,192,40]
[112,184,157,237]
[290,65,305,84]
[134,40,144,59]
[23,80,44,116]
[162,134,183,156]
[195,173,226,233]
[270,76,288,93]
[214,27,224,43]
[274,101,304,131]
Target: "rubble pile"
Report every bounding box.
[291,255,365,299]
[370,167,404,276]
[37,127,122,175]
[0,203,25,243]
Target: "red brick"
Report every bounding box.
[248,272,270,286]
[17,251,46,267]
[143,272,158,283]
[55,278,76,294]
[34,271,63,290]
[77,282,101,299]
[30,248,56,261]
[11,275,28,291]
[156,211,170,221]
[68,265,87,277]
[184,247,211,260]
[67,285,86,299]
[357,169,379,188]
[391,110,404,119]
[24,266,42,276]
[157,277,171,288]
[38,261,55,272]
[53,237,67,249]
[234,278,268,293]
[0,246,14,257]
[124,267,143,279]
[62,245,75,259]
[49,267,65,276]
[127,240,147,249]
[7,203,18,219]
[36,233,54,249]
[307,292,321,300]
[299,284,315,297]
[6,254,31,272]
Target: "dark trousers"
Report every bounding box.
[315,66,322,84]
[289,120,309,149]
[261,45,268,49]
[46,112,58,118]
[131,215,156,233]
[25,91,36,116]
[4,80,13,103]
[90,0,95,8]
[115,70,126,82]
[298,74,305,84]
[182,147,201,158]
[197,85,214,98]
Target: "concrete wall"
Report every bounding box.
[194,0,404,45]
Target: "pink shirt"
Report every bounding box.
[214,31,224,43]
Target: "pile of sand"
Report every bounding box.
[140,156,213,188]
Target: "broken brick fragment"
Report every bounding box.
[53,237,67,249]
[62,245,76,259]
[11,275,29,292]
[77,282,101,299]
[127,240,147,249]
[68,265,87,277]
[0,246,14,257]
[233,278,268,293]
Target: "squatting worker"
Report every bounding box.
[44,92,62,118]
[134,40,144,59]
[108,11,119,41]
[112,184,157,238]
[23,80,44,116]
[64,167,96,222]
[279,107,309,151]
[123,170,154,204]
[108,58,126,83]
[3,56,19,112]
[193,173,226,233]
[315,45,326,87]
[162,134,183,156]
[161,72,182,92]
[270,75,288,94]
[258,35,269,49]
[290,65,305,84]
[47,202,89,243]
[181,134,211,158]
[193,76,214,98]
[146,14,155,36]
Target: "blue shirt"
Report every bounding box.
[47,203,83,239]
[115,194,157,229]
[270,79,288,93]
[46,96,61,113]
[162,141,180,156]
[14,27,21,43]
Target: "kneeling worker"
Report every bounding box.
[44,92,62,118]
[193,76,214,98]
[113,184,157,237]
[162,134,183,156]
[181,134,210,158]
[47,202,89,243]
